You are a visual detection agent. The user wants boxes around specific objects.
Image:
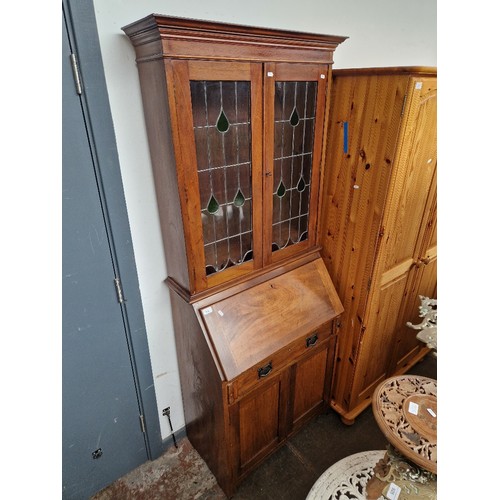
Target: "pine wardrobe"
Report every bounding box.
[122,15,346,496]
[320,67,437,424]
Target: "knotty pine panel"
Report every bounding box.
[321,73,408,409]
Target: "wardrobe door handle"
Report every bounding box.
[306,333,319,347]
[258,361,273,378]
[412,257,431,270]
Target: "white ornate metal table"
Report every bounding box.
[306,450,386,500]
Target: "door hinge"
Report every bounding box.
[114,277,125,303]
[70,53,82,95]
[401,94,407,117]
[139,414,146,433]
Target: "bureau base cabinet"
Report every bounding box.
[230,338,334,481]
[169,255,341,495]
[320,67,437,424]
[123,15,346,496]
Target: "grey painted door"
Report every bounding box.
[62,14,149,499]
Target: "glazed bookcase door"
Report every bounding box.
[168,60,264,292]
[263,63,328,265]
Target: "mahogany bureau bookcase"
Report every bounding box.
[122,15,347,496]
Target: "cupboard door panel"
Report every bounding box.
[291,345,328,430]
[236,374,285,472]
[169,60,263,292]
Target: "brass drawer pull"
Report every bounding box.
[306,333,319,347]
[258,361,273,378]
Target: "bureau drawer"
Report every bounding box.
[227,321,333,404]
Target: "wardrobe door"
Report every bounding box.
[353,76,438,405]
[380,76,437,375]
[390,173,437,373]
[321,72,409,414]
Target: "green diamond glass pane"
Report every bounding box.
[276,180,286,198]
[233,188,245,207]
[297,175,305,192]
[290,106,299,127]
[216,109,229,133]
[207,194,220,214]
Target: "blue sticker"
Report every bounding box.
[343,121,348,153]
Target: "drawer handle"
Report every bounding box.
[258,361,273,378]
[306,333,319,347]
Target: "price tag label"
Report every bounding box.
[385,482,401,499]
[202,307,213,316]
[408,401,419,415]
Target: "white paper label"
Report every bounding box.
[408,401,419,415]
[202,307,213,316]
[386,482,401,500]
[217,310,224,317]
[320,74,326,79]
[267,71,274,77]
[427,408,437,417]
[415,81,423,90]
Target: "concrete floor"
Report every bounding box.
[91,354,437,500]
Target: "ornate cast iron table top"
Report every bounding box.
[372,375,437,474]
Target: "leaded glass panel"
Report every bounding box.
[190,80,253,276]
[272,81,317,252]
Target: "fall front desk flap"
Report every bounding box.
[197,257,344,381]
